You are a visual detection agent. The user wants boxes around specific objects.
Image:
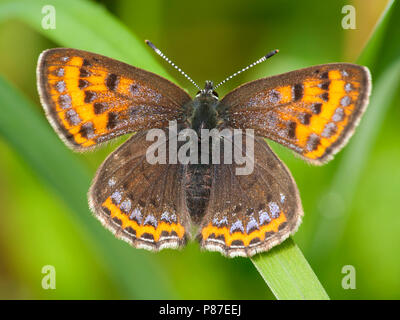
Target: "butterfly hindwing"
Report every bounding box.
[218,63,371,164]
[197,130,303,257]
[37,48,191,151]
[89,130,190,251]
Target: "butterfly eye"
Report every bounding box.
[212,91,219,97]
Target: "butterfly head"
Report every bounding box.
[195,81,219,100]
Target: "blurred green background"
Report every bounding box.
[0,0,399,299]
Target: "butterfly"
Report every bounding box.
[36,43,371,257]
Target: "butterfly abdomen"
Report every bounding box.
[184,163,212,225]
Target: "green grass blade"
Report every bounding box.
[251,238,329,300]
[357,0,395,68]
[0,75,177,299]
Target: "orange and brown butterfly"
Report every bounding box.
[37,44,371,257]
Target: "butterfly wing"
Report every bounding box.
[218,63,371,164]
[37,48,191,151]
[89,130,190,251]
[197,131,303,257]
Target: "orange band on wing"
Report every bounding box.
[102,197,185,241]
[201,212,287,247]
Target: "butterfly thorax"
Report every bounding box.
[190,81,219,133]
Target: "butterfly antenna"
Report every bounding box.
[214,49,279,90]
[145,40,201,91]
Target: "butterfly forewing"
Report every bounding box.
[197,131,303,257]
[37,48,191,151]
[219,63,371,164]
[89,130,190,251]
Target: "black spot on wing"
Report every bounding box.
[306,133,320,152]
[231,239,244,247]
[78,79,89,89]
[94,102,108,114]
[320,81,330,90]
[141,233,154,241]
[299,112,311,125]
[106,73,119,91]
[80,68,91,78]
[107,112,119,129]
[79,122,95,139]
[84,91,97,103]
[293,84,303,101]
[311,103,322,114]
[82,59,91,67]
[321,92,329,102]
[320,71,329,79]
[287,121,297,138]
